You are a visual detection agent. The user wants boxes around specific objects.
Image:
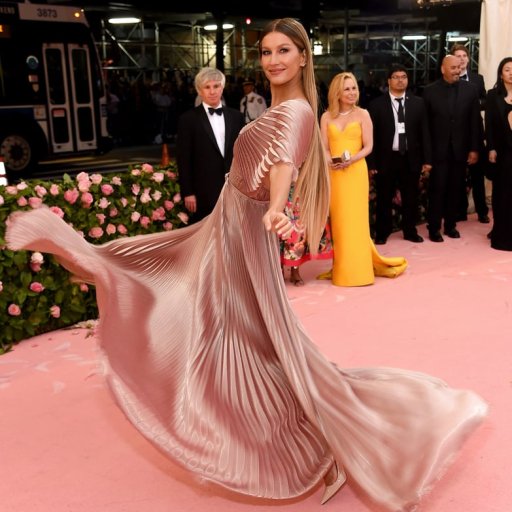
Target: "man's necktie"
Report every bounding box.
[395,97,406,155]
[208,107,223,116]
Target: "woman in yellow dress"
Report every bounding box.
[318,72,407,286]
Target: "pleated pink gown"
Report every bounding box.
[6,99,488,511]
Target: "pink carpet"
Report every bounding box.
[1,213,509,512]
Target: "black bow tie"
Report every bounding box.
[460,74,468,81]
[208,107,223,116]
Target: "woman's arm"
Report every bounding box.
[262,162,295,239]
[350,108,373,164]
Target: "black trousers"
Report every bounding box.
[427,151,466,233]
[375,151,421,239]
[459,158,489,219]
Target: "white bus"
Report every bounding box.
[0,1,111,178]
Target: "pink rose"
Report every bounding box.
[17,196,28,207]
[140,192,151,204]
[90,173,103,185]
[131,211,141,222]
[98,197,110,209]
[109,207,118,217]
[0,281,3,292]
[106,223,116,235]
[49,305,61,318]
[30,263,42,272]
[28,197,43,209]
[16,182,28,190]
[151,207,166,221]
[0,195,4,206]
[64,188,79,204]
[8,304,21,316]
[140,216,151,228]
[76,171,90,183]
[49,206,65,218]
[5,185,18,195]
[117,224,128,235]
[34,185,47,197]
[81,192,94,208]
[78,179,91,192]
[131,168,141,176]
[101,184,114,196]
[111,176,122,186]
[30,252,44,264]
[164,200,174,210]
[30,282,45,293]
[152,172,164,183]
[142,163,154,173]
[88,226,104,238]
[167,171,176,179]
[163,222,173,231]
[177,212,189,224]
[79,283,89,292]
[152,190,162,202]
[131,184,140,196]
[96,213,106,225]
[120,197,128,207]
[173,193,181,202]
[50,184,60,196]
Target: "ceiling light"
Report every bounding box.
[108,17,141,24]
[447,36,468,42]
[402,35,427,41]
[204,23,234,31]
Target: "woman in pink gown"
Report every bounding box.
[6,18,487,512]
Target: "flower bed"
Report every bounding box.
[0,162,188,353]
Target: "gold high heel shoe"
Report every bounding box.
[321,461,347,505]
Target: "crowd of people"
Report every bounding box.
[172,45,511,287]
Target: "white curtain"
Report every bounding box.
[479,0,512,91]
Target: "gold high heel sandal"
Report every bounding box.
[321,461,347,505]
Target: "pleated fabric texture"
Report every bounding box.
[6,99,488,511]
[327,121,407,286]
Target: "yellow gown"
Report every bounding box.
[323,121,407,286]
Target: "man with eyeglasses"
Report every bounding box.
[367,65,432,245]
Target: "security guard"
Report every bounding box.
[240,79,267,124]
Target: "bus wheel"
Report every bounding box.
[0,131,38,179]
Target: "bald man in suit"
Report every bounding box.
[177,67,245,223]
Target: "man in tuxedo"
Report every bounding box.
[177,67,245,222]
[450,43,490,224]
[367,65,432,244]
[422,55,481,242]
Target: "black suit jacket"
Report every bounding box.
[422,79,480,162]
[485,88,512,153]
[177,105,244,217]
[367,92,431,173]
[464,70,486,109]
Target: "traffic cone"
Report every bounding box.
[160,143,170,167]
[0,156,8,186]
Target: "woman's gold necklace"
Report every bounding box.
[338,107,355,116]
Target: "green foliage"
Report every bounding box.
[0,162,187,352]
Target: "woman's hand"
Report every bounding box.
[330,158,351,170]
[263,211,295,240]
[489,150,497,164]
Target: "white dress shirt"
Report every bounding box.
[203,102,225,156]
[389,93,406,152]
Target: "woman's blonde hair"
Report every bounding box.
[259,18,330,254]
[327,72,359,117]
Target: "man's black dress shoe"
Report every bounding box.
[478,215,490,224]
[444,228,461,239]
[404,233,424,243]
[374,237,387,245]
[429,231,444,242]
